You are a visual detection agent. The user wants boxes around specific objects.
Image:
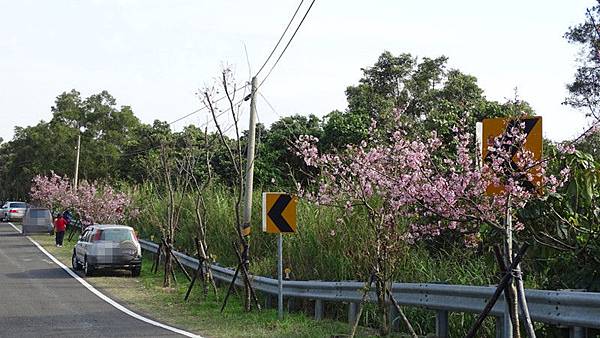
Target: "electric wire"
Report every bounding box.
[258,90,301,142]
[167,84,248,126]
[254,0,305,78]
[258,0,317,89]
[120,92,248,159]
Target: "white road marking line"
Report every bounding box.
[7,223,202,338]
[8,222,21,233]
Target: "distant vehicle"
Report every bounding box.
[1,201,28,222]
[72,224,142,277]
[22,207,53,235]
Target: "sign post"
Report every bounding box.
[278,233,283,319]
[479,116,542,336]
[262,192,297,320]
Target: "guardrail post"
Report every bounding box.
[287,297,295,312]
[348,302,360,325]
[569,326,587,338]
[265,294,273,309]
[435,310,449,338]
[495,316,504,338]
[314,299,324,320]
[503,302,513,338]
[388,304,400,331]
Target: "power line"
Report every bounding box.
[167,108,204,126]
[167,84,248,126]
[259,0,317,89]
[257,90,302,145]
[120,95,247,159]
[255,0,305,78]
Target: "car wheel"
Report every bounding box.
[131,266,141,277]
[84,258,95,277]
[72,253,81,271]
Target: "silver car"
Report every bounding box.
[72,225,142,277]
[1,201,27,222]
[22,207,53,235]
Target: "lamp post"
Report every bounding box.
[73,126,85,190]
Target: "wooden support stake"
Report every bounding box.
[160,238,191,282]
[170,251,192,282]
[233,241,261,311]
[184,267,200,301]
[152,242,163,274]
[220,263,241,313]
[466,243,529,338]
[350,273,375,338]
[386,288,418,338]
[493,245,518,329]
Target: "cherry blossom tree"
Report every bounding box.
[30,172,135,226]
[296,110,568,336]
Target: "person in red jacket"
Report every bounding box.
[54,213,67,247]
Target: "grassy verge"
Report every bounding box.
[28,231,406,338]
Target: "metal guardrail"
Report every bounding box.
[139,239,600,337]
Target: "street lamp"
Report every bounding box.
[74,125,85,190]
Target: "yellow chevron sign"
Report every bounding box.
[481,116,542,195]
[262,193,297,233]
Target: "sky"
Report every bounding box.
[0,0,596,143]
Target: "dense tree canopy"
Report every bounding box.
[321,51,532,151]
[0,90,141,199]
[0,52,548,201]
[564,1,600,119]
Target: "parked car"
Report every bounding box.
[72,224,142,277]
[22,207,53,235]
[1,201,28,222]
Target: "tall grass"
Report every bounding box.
[130,183,545,336]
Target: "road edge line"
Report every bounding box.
[10,223,202,338]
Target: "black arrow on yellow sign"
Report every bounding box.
[263,192,297,233]
[267,195,294,232]
[481,116,542,195]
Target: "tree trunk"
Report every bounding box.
[163,245,173,287]
[375,229,390,336]
[505,196,520,337]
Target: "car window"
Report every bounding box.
[9,202,26,208]
[99,228,133,242]
[81,230,91,242]
[29,209,49,218]
[87,230,95,242]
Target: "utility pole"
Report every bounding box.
[74,131,81,190]
[242,76,258,237]
[240,76,258,309]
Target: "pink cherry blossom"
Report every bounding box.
[295,112,569,244]
[30,172,135,226]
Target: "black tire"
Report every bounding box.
[131,266,141,277]
[84,257,95,277]
[72,253,81,271]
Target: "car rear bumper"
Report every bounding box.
[87,256,142,269]
[22,224,53,234]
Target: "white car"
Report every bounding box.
[22,207,53,234]
[72,224,142,277]
[1,201,28,222]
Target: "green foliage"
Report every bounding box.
[0,89,141,199]
[321,51,531,151]
[255,114,323,189]
[520,148,600,290]
[5,46,600,335]
[564,3,600,117]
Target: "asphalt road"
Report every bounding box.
[0,223,185,338]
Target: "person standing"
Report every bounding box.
[54,213,67,247]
